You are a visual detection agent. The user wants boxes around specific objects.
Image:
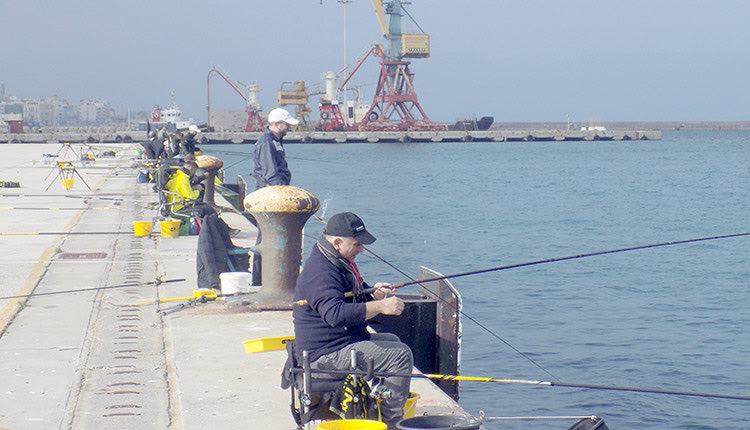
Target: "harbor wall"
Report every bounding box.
[0,128,662,144]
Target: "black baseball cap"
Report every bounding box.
[324,212,376,245]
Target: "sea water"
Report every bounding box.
[215,130,749,429]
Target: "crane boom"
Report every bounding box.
[208,65,249,104]
[206,65,263,131]
[370,0,389,38]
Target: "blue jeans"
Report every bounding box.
[313,332,413,425]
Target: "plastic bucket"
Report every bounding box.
[219,272,251,295]
[377,392,420,420]
[318,420,387,430]
[160,220,181,237]
[396,415,481,430]
[402,392,420,419]
[61,178,74,189]
[133,221,153,237]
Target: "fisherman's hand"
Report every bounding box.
[372,282,394,300]
[378,296,404,316]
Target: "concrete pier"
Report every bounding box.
[0,143,466,429]
[0,128,662,144]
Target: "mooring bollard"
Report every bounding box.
[243,186,319,304]
[195,155,223,206]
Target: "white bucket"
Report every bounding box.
[219,272,252,295]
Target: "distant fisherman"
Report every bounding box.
[249,107,299,286]
[140,131,166,159]
[180,125,201,156]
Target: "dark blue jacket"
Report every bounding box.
[180,132,198,156]
[293,240,371,362]
[253,128,291,189]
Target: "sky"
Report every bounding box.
[1,0,749,123]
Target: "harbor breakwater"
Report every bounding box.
[0,128,661,144]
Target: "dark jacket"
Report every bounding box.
[140,139,165,159]
[180,132,198,156]
[253,128,291,189]
[196,213,246,289]
[292,237,372,362]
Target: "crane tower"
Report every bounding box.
[207,65,264,132]
[358,0,441,131]
[316,71,347,131]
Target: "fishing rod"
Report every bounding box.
[1,231,135,236]
[286,366,750,402]
[203,149,343,165]
[379,232,750,291]
[0,278,185,301]
[291,229,750,381]
[0,193,127,201]
[0,207,114,211]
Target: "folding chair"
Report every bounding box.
[281,340,347,429]
[281,340,379,429]
[153,162,202,222]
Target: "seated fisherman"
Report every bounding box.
[164,160,213,217]
[140,131,166,159]
[180,125,202,156]
[165,132,182,158]
[292,212,413,429]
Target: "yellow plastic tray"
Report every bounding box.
[244,335,295,353]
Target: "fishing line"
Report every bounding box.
[0,207,114,211]
[367,233,750,379]
[386,232,750,290]
[224,156,251,171]
[1,231,135,236]
[0,193,127,201]
[305,222,750,381]
[203,149,343,165]
[0,278,185,301]
[363,245,560,380]
[288,366,750,402]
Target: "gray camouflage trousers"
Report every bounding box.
[313,332,413,426]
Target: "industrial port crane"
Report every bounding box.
[206,65,264,132]
[277,81,325,132]
[356,0,441,131]
[316,44,383,131]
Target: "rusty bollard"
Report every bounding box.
[243,186,319,304]
[195,155,223,206]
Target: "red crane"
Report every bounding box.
[207,65,264,132]
[316,44,384,131]
[355,0,442,131]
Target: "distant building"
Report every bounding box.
[79,98,115,125]
[0,85,125,128]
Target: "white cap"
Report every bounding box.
[267,108,300,125]
[188,125,201,133]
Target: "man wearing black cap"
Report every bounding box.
[293,212,413,428]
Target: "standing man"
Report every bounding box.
[292,212,413,429]
[250,107,299,285]
[253,107,297,189]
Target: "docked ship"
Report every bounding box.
[447,116,494,131]
[146,90,196,132]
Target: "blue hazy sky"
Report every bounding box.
[2,0,748,123]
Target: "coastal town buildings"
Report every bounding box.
[0,83,129,132]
